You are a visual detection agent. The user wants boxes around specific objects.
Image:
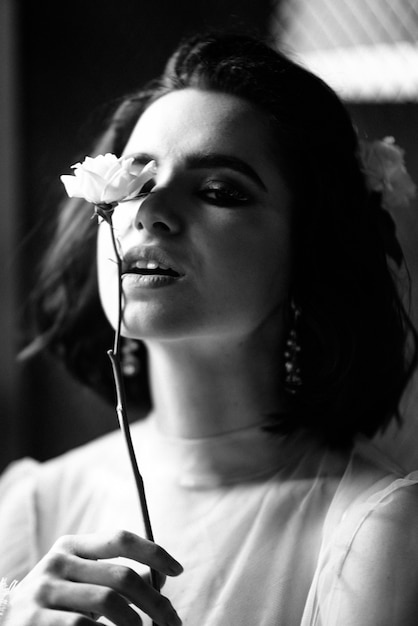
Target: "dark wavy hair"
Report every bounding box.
[27,31,417,447]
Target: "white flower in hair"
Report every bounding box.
[360,137,416,210]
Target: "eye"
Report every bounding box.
[198,181,251,207]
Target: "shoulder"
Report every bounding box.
[0,417,151,525]
[0,426,125,528]
[0,458,42,528]
[0,459,41,580]
[335,438,418,568]
[35,416,152,481]
[335,480,418,625]
[0,458,40,520]
[0,418,152,569]
[0,457,40,494]
[345,471,418,565]
[316,440,418,625]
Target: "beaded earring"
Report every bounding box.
[284,300,302,394]
[121,338,140,377]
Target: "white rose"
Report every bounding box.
[60,153,156,205]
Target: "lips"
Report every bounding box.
[128,263,180,278]
[122,247,183,278]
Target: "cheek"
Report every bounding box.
[197,214,292,330]
[210,216,292,290]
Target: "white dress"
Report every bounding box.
[1,417,418,625]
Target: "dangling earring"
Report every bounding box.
[121,338,140,377]
[284,299,302,394]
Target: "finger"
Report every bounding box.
[144,570,167,589]
[60,557,181,625]
[25,608,98,626]
[51,611,99,626]
[38,579,142,626]
[53,531,183,577]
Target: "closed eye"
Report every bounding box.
[198,181,251,207]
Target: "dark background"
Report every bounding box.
[1,1,418,471]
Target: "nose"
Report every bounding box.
[133,189,181,235]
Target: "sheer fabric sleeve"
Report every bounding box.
[0,459,40,582]
[303,470,418,626]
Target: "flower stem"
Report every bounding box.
[107,217,160,603]
[107,349,159,592]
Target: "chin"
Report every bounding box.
[120,309,195,342]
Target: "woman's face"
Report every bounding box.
[97,88,293,345]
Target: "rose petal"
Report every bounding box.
[82,153,119,177]
[60,174,82,198]
[123,160,158,201]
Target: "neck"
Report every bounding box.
[144,322,287,438]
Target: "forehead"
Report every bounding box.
[123,88,273,160]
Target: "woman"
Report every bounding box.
[1,32,418,625]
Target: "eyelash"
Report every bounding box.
[133,178,251,207]
[198,181,251,207]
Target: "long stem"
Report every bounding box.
[107,217,160,601]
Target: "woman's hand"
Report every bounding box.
[5,529,183,625]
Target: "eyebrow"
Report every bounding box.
[130,151,267,191]
[185,153,267,191]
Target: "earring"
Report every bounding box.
[284,300,302,394]
[121,338,140,377]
